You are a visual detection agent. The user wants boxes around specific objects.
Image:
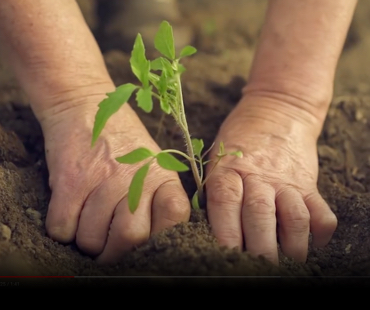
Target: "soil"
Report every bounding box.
[1,0,370,288]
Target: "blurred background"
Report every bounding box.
[1,0,370,100]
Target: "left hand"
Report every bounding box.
[205,94,337,265]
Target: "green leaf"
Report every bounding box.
[160,97,171,114]
[180,45,197,58]
[136,86,153,113]
[158,71,168,95]
[229,151,243,158]
[150,58,163,71]
[177,64,186,74]
[130,34,150,88]
[154,21,175,60]
[128,163,150,213]
[152,57,174,75]
[149,72,160,83]
[191,191,200,210]
[92,83,137,146]
[116,147,155,164]
[156,152,189,172]
[191,138,204,158]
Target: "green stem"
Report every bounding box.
[199,158,204,181]
[174,62,202,193]
[161,149,193,162]
[201,157,222,188]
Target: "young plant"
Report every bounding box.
[91,21,242,213]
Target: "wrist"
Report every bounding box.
[243,77,333,127]
[31,80,116,124]
[239,82,331,139]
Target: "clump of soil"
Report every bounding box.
[1,0,370,286]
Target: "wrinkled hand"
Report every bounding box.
[206,94,337,264]
[38,88,190,264]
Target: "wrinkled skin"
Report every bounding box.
[38,89,190,264]
[206,94,338,264]
[0,0,354,266]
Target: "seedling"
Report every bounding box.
[91,21,242,213]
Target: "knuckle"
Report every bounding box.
[244,196,276,219]
[159,197,190,223]
[283,208,310,232]
[158,184,191,221]
[153,181,191,224]
[49,166,82,190]
[207,171,242,205]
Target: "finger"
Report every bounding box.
[96,194,152,265]
[75,180,126,256]
[242,177,278,265]
[45,177,87,243]
[304,191,337,247]
[276,188,310,263]
[206,167,243,249]
[151,179,190,235]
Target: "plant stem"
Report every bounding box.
[160,149,193,162]
[201,157,222,187]
[174,64,202,193]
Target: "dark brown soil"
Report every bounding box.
[1,0,370,287]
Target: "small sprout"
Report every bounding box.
[92,21,243,213]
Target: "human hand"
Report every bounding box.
[205,94,337,264]
[37,85,190,264]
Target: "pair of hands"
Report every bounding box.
[39,85,337,265]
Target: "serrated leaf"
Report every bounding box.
[156,152,189,172]
[229,151,243,158]
[116,147,155,164]
[160,97,171,114]
[128,163,150,213]
[136,86,153,113]
[191,191,200,210]
[180,45,197,58]
[130,34,150,88]
[191,138,204,158]
[154,21,175,60]
[92,83,137,146]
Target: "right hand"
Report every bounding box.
[37,84,190,264]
